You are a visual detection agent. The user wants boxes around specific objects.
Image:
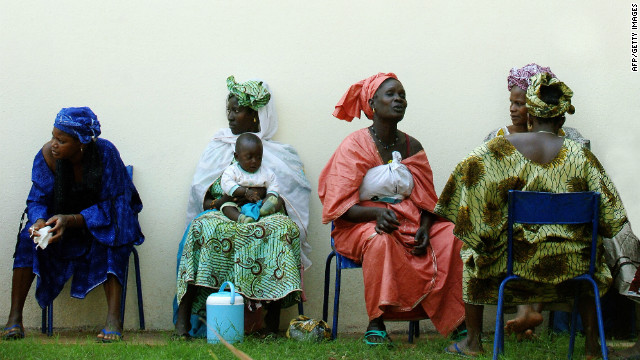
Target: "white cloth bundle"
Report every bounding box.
[32,226,52,250]
[359,151,414,203]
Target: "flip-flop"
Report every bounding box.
[1,324,25,340]
[444,343,482,358]
[97,328,123,343]
[363,330,393,347]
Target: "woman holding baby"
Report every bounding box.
[174,76,311,338]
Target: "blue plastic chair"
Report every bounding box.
[322,223,421,342]
[42,165,145,336]
[493,191,607,360]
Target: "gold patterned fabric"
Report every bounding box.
[434,137,628,304]
[526,73,576,118]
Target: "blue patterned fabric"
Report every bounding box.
[13,138,144,307]
[53,107,101,144]
[240,200,262,220]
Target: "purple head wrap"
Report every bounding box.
[53,107,101,144]
[507,63,556,91]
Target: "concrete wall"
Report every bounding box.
[1,1,638,333]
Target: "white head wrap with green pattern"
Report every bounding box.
[226,75,271,111]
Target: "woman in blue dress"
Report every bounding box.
[2,107,144,342]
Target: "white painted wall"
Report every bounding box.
[1,1,638,333]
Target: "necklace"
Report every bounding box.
[369,126,399,150]
[535,130,557,135]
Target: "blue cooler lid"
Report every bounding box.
[207,281,244,305]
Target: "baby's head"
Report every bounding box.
[234,133,263,173]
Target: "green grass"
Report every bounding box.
[0,330,629,360]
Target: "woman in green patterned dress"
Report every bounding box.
[435,73,628,357]
[174,76,311,338]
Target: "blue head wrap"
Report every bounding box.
[53,107,101,144]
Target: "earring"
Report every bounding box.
[253,118,257,123]
[372,108,376,114]
[527,122,533,131]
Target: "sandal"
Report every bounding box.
[450,329,468,342]
[97,328,123,343]
[363,330,393,347]
[444,342,483,358]
[1,324,25,340]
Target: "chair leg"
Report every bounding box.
[568,296,579,359]
[332,259,343,340]
[591,281,608,360]
[408,321,419,343]
[41,305,47,334]
[568,279,609,360]
[132,247,145,330]
[493,277,516,360]
[322,252,336,323]
[632,301,637,337]
[548,310,556,335]
[298,298,304,316]
[493,296,505,360]
[120,257,130,327]
[47,303,53,336]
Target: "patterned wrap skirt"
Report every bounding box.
[176,209,302,318]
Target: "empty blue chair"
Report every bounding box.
[322,223,421,342]
[493,191,607,360]
[42,165,145,336]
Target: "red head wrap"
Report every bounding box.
[333,72,398,121]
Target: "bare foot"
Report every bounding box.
[515,329,539,342]
[445,337,484,357]
[505,310,543,336]
[96,326,123,342]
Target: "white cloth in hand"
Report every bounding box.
[32,226,52,250]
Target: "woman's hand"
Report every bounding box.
[412,211,436,256]
[412,225,430,255]
[340,205,399,234]
[209,194,233,210]
[374,208,400,234]
[29,219,47,238]
[45,214,73,244]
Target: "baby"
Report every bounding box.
[220,133,281,223]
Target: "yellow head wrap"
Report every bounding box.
[526,73,575,118]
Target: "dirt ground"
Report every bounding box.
[20,328,638,349]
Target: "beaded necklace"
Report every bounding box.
[369,126,399,150]
[535,130,557,135]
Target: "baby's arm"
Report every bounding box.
[221,165,262,202]
[259,168,281,216]
[221,166,241,196]
[264,167,280,200]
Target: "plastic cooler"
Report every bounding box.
[206,281,244,344]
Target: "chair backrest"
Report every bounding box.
[330,222,361,269]
[507,191,600,276]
